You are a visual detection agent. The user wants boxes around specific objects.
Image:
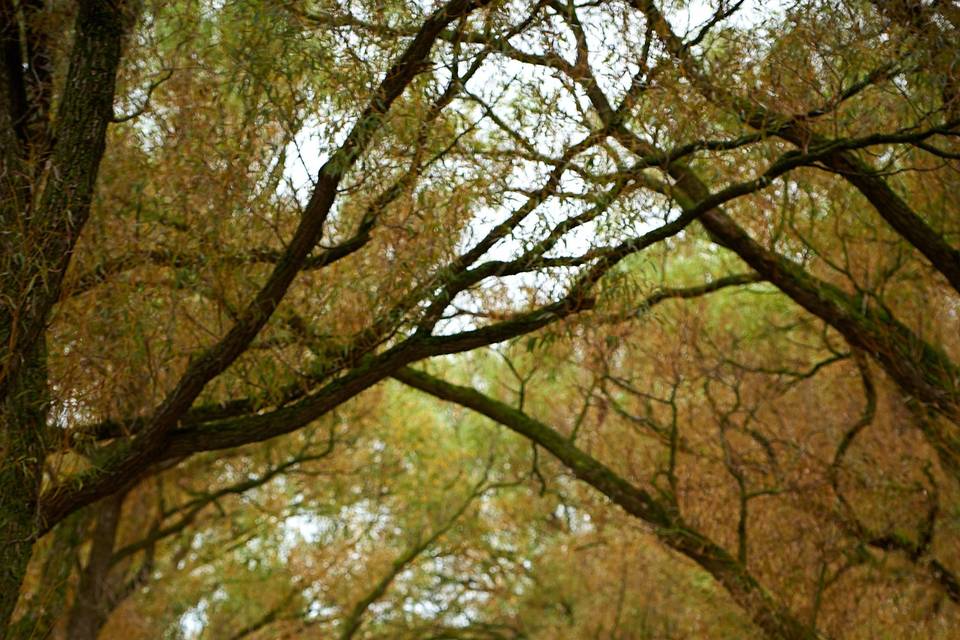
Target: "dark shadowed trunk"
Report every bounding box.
[65,494,125,640]
[0,2,129,633]
[0,344,48,637]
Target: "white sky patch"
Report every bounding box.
[283,512,332,546]
[178,600,208,639]
[677,0,785,33]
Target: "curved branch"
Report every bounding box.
[393,366,820,640]
[37,0,495,530]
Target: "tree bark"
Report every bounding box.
[0,2,129,633]
[0,344,48,636]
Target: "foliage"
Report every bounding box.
[1,0,959,638]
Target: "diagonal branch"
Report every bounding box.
[627,0,960,294]
[393,366,821,640]
[38,0,494,530]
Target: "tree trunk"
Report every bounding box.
[0,344,48,636]
[5,510,89,640]
[65,493,125,640]
[0,513,37,639]
[1,3,129,633]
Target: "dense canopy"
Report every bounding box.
[1,0,958,638]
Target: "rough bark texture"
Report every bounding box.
[0,345,47,637]
[0,1,955,635]
[0,2,128,633]
[1,0,126,399]
[1,2,509,628]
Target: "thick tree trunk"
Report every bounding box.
[0,345,48,637]
[1,4,129,633]
[0,514,37,639]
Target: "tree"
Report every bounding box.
[1,0,958,637]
